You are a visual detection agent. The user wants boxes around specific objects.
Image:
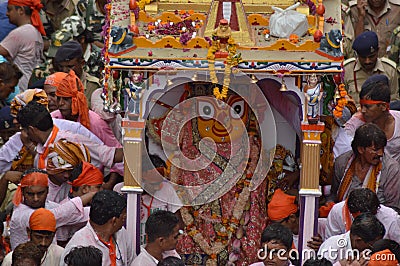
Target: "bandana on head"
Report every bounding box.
[46,139,91,175]
[267,189,298,221]
[56,70,90,129]
[10,89,48,117]
[29,208,56,232]
[45,72,69,87]
[13,171,48,206]
[69,161,103,189]
[8,0,45,36]
[359,99,390,111]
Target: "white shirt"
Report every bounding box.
[334,110,400,162]
[140,182,182,245]
[2,243,64,266]
[325,201,400,243]
[131,246,180,266]
[60,222,135,266]
[10,197,86,250]
[318,232,353,264]
[0,118,102,174]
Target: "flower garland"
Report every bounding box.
[207,37,241,100]
[101,1,112,107]
[333,84,348,118]
[180,173,252,266]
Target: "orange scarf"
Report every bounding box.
[98,236,117,266]
[69,161,103,192]
[56,70,90,129]
[13,172,48,206]
[342,199,352,232]
[337,154,382,202]
[8,0,45,35]
[38,126,59,169]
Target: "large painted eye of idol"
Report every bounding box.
[196,95,249,143]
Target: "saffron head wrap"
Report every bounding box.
[13,170,48,206]
[56,70,90,129]
[46,139,91,175]
[10,89,48,117]
[29,208,56,232]
[70,161,103,188]
[267,189,298,221]
[8,0,45,35]
[45,72,69,87]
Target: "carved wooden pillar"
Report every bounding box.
[122,120,145,256]
[298,122,324,264]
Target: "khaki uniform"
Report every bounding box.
[344,57,399,104]
[344,0,400,58]
[43,0,78,31]
[82,72,101,107]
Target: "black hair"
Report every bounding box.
[89,190,126,225]
[347,188,380,215]
[0,61,22,84]
[142,154,166,173]
[303,258,333,266]
[351,123,387,156]
[16,101,53,131]
[14,6,32,16]
[359,78,390,103]
[145,210,179,243]
[64,246,103,266]
[157,256,185,266]
[69,162,83,192]
[371,239,400,262]
[350,213,385,243]
[261,223,293,251]
[12,242,42,266]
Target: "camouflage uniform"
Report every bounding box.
[387,25,400,65]
[30,29,74,85]
[76,0,105,42]
[62,15,104,79]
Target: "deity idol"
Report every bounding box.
[148,84,269,265]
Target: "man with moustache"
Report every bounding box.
[330,123,400,211]
[344,31,398,105]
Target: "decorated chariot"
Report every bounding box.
[101,0,346,264]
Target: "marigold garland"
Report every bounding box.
[333,84,348,118]
[207,36,241,100]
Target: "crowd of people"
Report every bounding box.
[0,0,400,265]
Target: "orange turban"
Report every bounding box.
[13,171,48,206]
[29,208,56,232]
[56,70,90,129]
[8,0,45,36]
[369,250,398,266]
[10,88,48,117]
[69,161,103,188]
[267,189,298,221]
[46,139,91,175]
[45,72,69,88]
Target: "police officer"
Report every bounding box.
[344,31,399,105]
[343,0,400,58]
